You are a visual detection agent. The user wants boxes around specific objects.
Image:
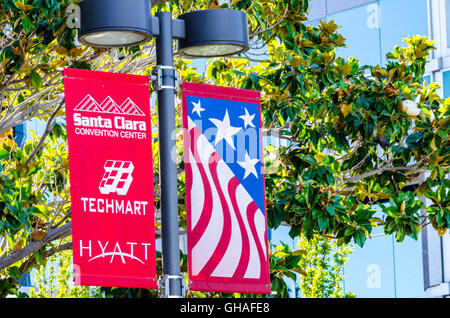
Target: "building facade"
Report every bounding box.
[284,0,449,298]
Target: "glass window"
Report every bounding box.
[443,70,450,98]
[326,0,379,16]
[304,18,321,28]
[13,123,26,149]
[446,0,450,49]
[343,203,425,298]
[344,234,396,297]
[307,0,326,21]
[18,273,32,287]
[393,236,425,297]
[26,119,47,141]
[328,3,382,67]
[379,0,428,65]
[443,232,450,282]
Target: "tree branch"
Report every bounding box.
[340,165,427,184]
[18,242,73,279]
[25,99,65,165]
[0,222,72,272]
[151,0,171,5]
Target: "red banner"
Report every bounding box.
[64,68,157,289]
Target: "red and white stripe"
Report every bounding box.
[185,118,269,292]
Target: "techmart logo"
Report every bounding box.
[79,160,149,216]
[99,160,134,196]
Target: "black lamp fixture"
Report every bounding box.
[177,9,249,58]
[78,0,249,57]
[75,0,250,298]
[79,0,153,48]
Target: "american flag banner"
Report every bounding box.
[182,82,271,294]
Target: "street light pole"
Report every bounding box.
[154,11,183,298]
[76,0,250,298]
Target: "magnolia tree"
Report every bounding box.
[0,0,448,298]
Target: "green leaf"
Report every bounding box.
[326,205,337,216]
[31,205,49,219]
[312,208,323,219]
[29,71,42,89]
[303,154,317,165]
[353,230,366,247]
[249,72,262,90]
[344,227,355,237]
[34,250,42,265]
[318,215,329,231]
[13,148,24,161]
[21,16,34,31]
[396,228,406,242]
[7,266,21,281]
[69,60,91,70]
[191,291,207,298]
[0,148,10,160]
[274,251,290,258]
[289,225,302,238]
[292,249,307,256]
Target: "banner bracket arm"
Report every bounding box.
[158,273,187,298]
[151,65,179,92]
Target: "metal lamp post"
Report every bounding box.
[76,0,249,298]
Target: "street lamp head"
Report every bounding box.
[79,0,153,48]
[177,9,249,58]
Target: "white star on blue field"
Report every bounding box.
[186,95,265,213]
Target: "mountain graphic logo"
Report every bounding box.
[74,94,145,116]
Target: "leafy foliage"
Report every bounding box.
[29,250,102,298]
[297,234,354,298]
[0,0,448,298]
[269,242,306,298]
